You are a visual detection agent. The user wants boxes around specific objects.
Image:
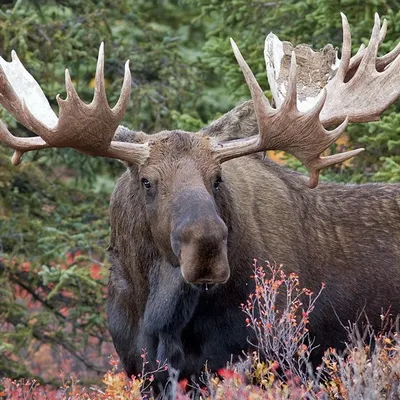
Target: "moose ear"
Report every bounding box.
[113,125,148,143]
[201,101,258,141]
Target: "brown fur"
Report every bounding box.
[107,103,400,386]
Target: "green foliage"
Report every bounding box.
[0,148,111,382]
[350,110,400,182]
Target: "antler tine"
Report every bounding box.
[337,13,352,82]
[380,17,388,41]
[0,120,49,165]
[282,53,298,111]
[308,148,364,189]
[230,38,266,103]
[112,60,132,118]
[93,42,108,104]
[230,38,273,134]
[354,13,381,76]
[64,68,78,100]
[309,90,350,153]
[384,46,400,75]
[377,41,400,70]
[0,44,148,166]
[212,42,356,187]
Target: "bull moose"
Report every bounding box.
[0,13,399,387]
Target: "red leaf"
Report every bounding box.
[90,264,102,280]
[178,378,188,391]
[218,368,235,379]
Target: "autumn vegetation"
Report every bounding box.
[0,0,399,398]
[2,262,400,398]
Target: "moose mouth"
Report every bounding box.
[174,260,228,290]
[198,283,217,292]
[174,265,219,292]
[184,275,226,292]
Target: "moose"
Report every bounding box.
[0,13,399,388]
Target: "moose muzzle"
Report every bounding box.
[171,190,230,285]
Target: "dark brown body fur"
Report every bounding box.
[107,102,400,385]
[107,151,400,377]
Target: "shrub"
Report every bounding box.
[241,261,325,385]
[2,261,400,399]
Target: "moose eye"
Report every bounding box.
[214,176,223,190]
[141,178,151,189]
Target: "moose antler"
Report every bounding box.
[0,43,149,165]
[211,45,355,188]
[212,13,399,187]
[321,13,400,125]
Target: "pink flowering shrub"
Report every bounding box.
[241,260,325,384]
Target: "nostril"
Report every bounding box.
[171,221,227,257]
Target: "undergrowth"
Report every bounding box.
[1,262,399,399]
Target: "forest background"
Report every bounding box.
[0,0,399,388]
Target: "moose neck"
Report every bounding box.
[218,155,400,290]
